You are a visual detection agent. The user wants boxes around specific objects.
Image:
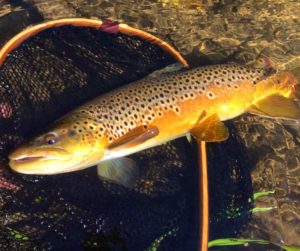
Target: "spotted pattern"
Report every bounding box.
[69,65,269,142]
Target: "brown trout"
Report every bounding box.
[8,64,300,186]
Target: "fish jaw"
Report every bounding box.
[8,146,74,175]
[7,115,108,175]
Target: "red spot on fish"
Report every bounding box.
[100,19,119,34]
[0,103,12,118]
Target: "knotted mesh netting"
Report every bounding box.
[0,21,253,250]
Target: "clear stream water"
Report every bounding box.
[0,0,299,250]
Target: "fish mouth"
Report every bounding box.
[8,148,75,175]
[13,155,46,163]
[10,152,71,163]
[9,147,72,163]
[9,152,90,175]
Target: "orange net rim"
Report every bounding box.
[0,18,188,68]
[0,17,209,249]
[198,141,209,251]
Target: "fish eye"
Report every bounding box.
[44,134,58,145]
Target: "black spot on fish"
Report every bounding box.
[68,130,76,136]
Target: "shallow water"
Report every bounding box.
[22,0,300,69]
[0,0,300,250]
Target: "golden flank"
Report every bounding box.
[9,64,300,187]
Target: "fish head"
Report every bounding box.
[9,115,108,175]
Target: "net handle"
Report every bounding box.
[198,141,209,251]
[0,18,188,68]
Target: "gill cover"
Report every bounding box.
[8,118,107,175]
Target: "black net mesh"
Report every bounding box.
[208,123,254,240]
[0,23,253,250]
[0,139,199,250]
[0,25,178,156]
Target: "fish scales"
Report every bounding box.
[73,65,268,143]
[9,64,299,175]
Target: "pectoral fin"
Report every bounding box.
[108,125,159,150]
[247,94,300,120]
[191,113,229,142]
[97,157,139,188]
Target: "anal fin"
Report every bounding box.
[247,94,300,120]
[190,113,229,142]
[97,157,139,188]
